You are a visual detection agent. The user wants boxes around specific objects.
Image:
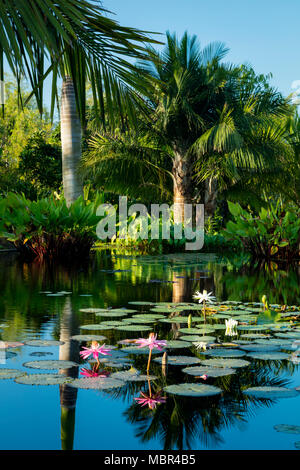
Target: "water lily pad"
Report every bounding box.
[200,358,250,368]
[153,356,202,366]
[244,387,299,399]
[100,321,124,327]
[70,334,106,342]
[275,332,300,339]
[192,336,216,343]
[29,352,53,357]
[182,366,236,377]
[241,341,280,352]
[179,328,203,335]
[166,340,192,349]
[128,301,154,306]
[179,335,210,342]
[115,325,152,332]
[25,340,64,347]
[133,313,165,320]
[204,348,245,358]
[69,377,125,390]
[80,308,109,313]
[237,325,270,331]
[23,360,79,370]
[126,317,156,324]
[160,317,204,323]
[119,346,162,355]
[0,368,26,379]
[247,352,290,360]
[80,324,111,330]
[110,370,157,381]
[240,333,270,339]
[15,374,74,386]
[95,311,129,317]
[164,383,222,397]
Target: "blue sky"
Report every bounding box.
[106,0,300,98]
[7,0,298,112]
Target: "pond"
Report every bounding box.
[0,249,300,450]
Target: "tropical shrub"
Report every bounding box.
[0,193,104,260]
[223,201,300,260]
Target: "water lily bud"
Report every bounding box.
[188,314,192,328]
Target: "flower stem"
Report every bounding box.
[147,349,152,373]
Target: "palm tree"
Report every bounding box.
[83,32,292,218]
[0,1,159,205]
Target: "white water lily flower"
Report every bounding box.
[289,351,300,364]
[225,318,238,337]
[193,341,207,351]
[193,290,216,304]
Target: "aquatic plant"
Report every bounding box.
[134,391,167,410]
[193,290,216,318]
[225,318,238,337]
[135,333,167,373]
[80,341,112,365]
[0,193,103,260]
[223,201,300,260]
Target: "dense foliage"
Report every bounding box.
[0,193,103,260]
[223,201,300,260]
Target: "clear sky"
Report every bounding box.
[106,0,300,98]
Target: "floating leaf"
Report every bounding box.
[182,366,236,377]
[95,311,129,318]
[15,374,74,386]
[25,340,64,347]
[29,352,53,357]
[153,356,202,366]
[166,340,192,349]
[115,325,152,332]
[119,346,161,355]
[80,324,111,330]
[164,383,222,397]
[0,368,26,379]
[128,301,154,306]
[200,358,250,368]
[179,328,203,335]
[70,334,106,342]
[80,308,109,313]
[69,377,125,390]
[240,343,280,352]
[247,352,290,360]
[23,360,79,370]
[204,349,245,358]
[110,370,157,381]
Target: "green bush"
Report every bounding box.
[0,193,103,260]
[223,201,300,260]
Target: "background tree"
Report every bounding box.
[0,0,159,204]
[83,32,292,220]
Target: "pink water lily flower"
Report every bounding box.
[80,341,112,361]
[135,333,167,372]
[135,333,167,351]
[134,391,167,410]
[80,367,109,378]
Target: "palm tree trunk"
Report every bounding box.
[61,77,83,206]
[172,153,192,223]
[204,177,218,219]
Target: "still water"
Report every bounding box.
[0,249,300,450]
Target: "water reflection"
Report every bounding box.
[59,297,80,450]
[0,249,300,450]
